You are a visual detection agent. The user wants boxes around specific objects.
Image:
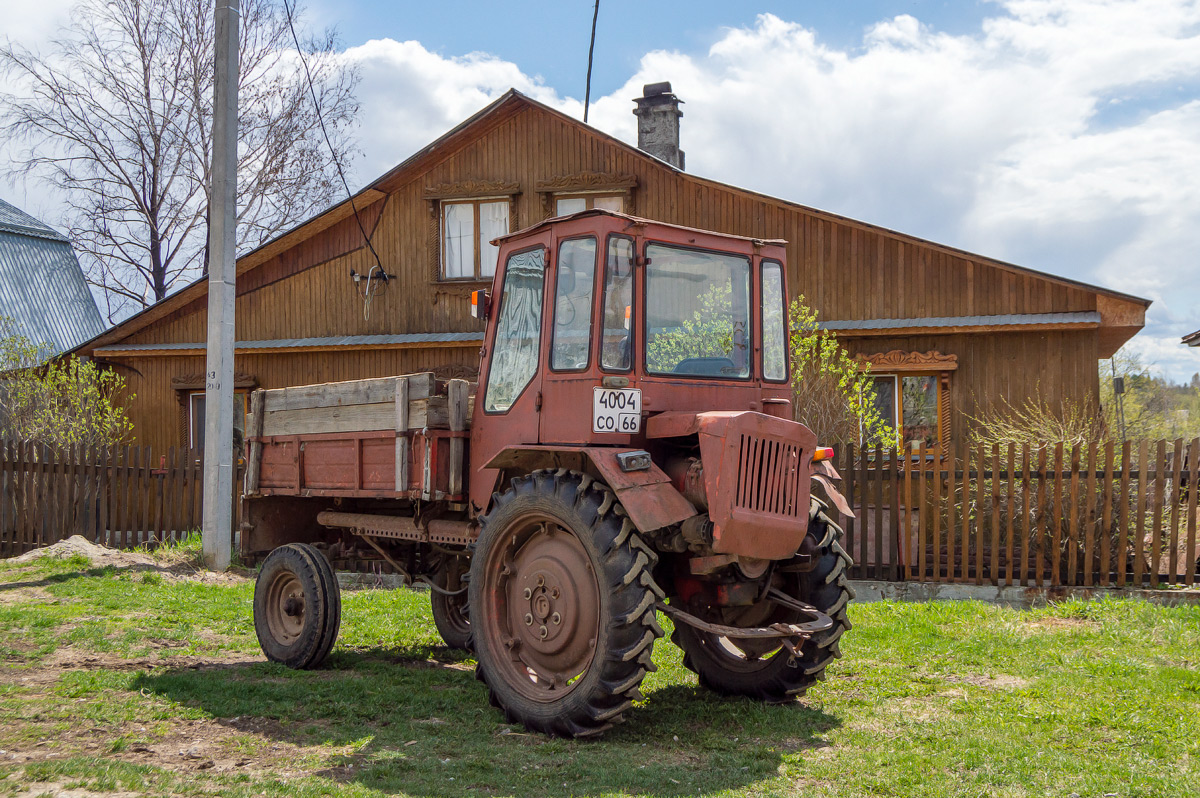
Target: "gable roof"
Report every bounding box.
[0,198,106,356]
[0,198,70,242]
[74,89,1149,354]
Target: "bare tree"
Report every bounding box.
[1,0,359,321]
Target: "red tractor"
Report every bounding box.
[242,209,854,738]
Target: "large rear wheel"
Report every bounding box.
[468,469,663,738]
[671,500,853,701]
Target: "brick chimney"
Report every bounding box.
[632,82,684,170]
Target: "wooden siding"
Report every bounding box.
[91,102,1112,450]
[841,330,1100,446]
[108,349,479,452]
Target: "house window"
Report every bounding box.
[555,194,625,216]
[441,199,510,280]
[189,391,247,452]
[859,350,958,453]
[869,375,940,449]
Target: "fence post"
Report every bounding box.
[843,442,855,574]
[958,437,969,583]
[1134,440,1149,586]
[1168,438,1183,584]
[0,442,11,557]
[1084,442,1098,587]
[859,442,869,575]
[975,440,986,586]
[1050,442,1064,586]
[874,442,884,580]
[991,442,1001,586]
[1150,440,1166,587]
[889,444,901,581]
[1100,442,1114,585]
[1067,443,1081,586]
[1188,438,1199,588]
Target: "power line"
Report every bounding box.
[281,0,386,284]
[584,0,599,123]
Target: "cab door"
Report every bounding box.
[540,229,640,446]
[469,232,552,508]
[539,233,602,445]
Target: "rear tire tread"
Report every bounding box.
[469,469,662,738]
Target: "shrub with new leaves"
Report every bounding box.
[645,283,742,373]
[0,316,133,449]
[788,297,894,446]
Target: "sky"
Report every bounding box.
[3,0,1200,381]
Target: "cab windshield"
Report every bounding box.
[645,243,751,378]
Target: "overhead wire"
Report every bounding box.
[584,0,599,123]
[281,0,388,318]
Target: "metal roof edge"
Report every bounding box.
[92,332,486,353]
[819,312,1102,332]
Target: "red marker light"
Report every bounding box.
[812,446,835,463]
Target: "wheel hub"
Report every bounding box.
[483,515,600,699]
[516,563,578,650]
[266,572,306,642]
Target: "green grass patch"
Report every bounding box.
[0,553,1196,797]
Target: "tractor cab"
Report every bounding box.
[469,210,841,559]
[473,210,792,445]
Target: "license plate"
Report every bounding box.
[593,387,641,434]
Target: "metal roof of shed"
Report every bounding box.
[0,198,106,356]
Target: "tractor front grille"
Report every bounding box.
[733,431,806,519]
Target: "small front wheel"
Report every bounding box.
[254,543,340,669]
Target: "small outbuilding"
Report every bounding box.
[0,198,105,356]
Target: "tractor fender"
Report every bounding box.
[483,446,697,534]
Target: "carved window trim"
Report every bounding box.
[535,172,638,220]
[424,180,521,285]
[858,351,956,454]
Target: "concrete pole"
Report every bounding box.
[202,0,239,570]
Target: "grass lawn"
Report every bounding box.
[0,539,1197,798]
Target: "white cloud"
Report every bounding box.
[6,1,1200,381]
[342,39,579,182]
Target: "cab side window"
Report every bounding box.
[550,237,597,371]
[484,248,547,412]
[601,236,634,371]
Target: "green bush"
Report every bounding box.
[788,296,894,446]
[0,315,134,449]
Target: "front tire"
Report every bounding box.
[253,543,341,669]
[671,501,853,701]
[468,469,663,738]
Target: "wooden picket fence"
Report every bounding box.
[0,441,204,557]
[834,438,1200,588]
[4,436,1200,591]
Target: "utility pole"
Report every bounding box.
[202,0,239,570]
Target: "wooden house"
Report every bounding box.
[72,86,1148,455]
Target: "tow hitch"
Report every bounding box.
[656,598,834,643]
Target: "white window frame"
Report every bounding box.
[440,198,511,281]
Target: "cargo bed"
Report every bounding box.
[244,373,473,502]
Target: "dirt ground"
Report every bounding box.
[0,540,303,792]
[10,536,249,586]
